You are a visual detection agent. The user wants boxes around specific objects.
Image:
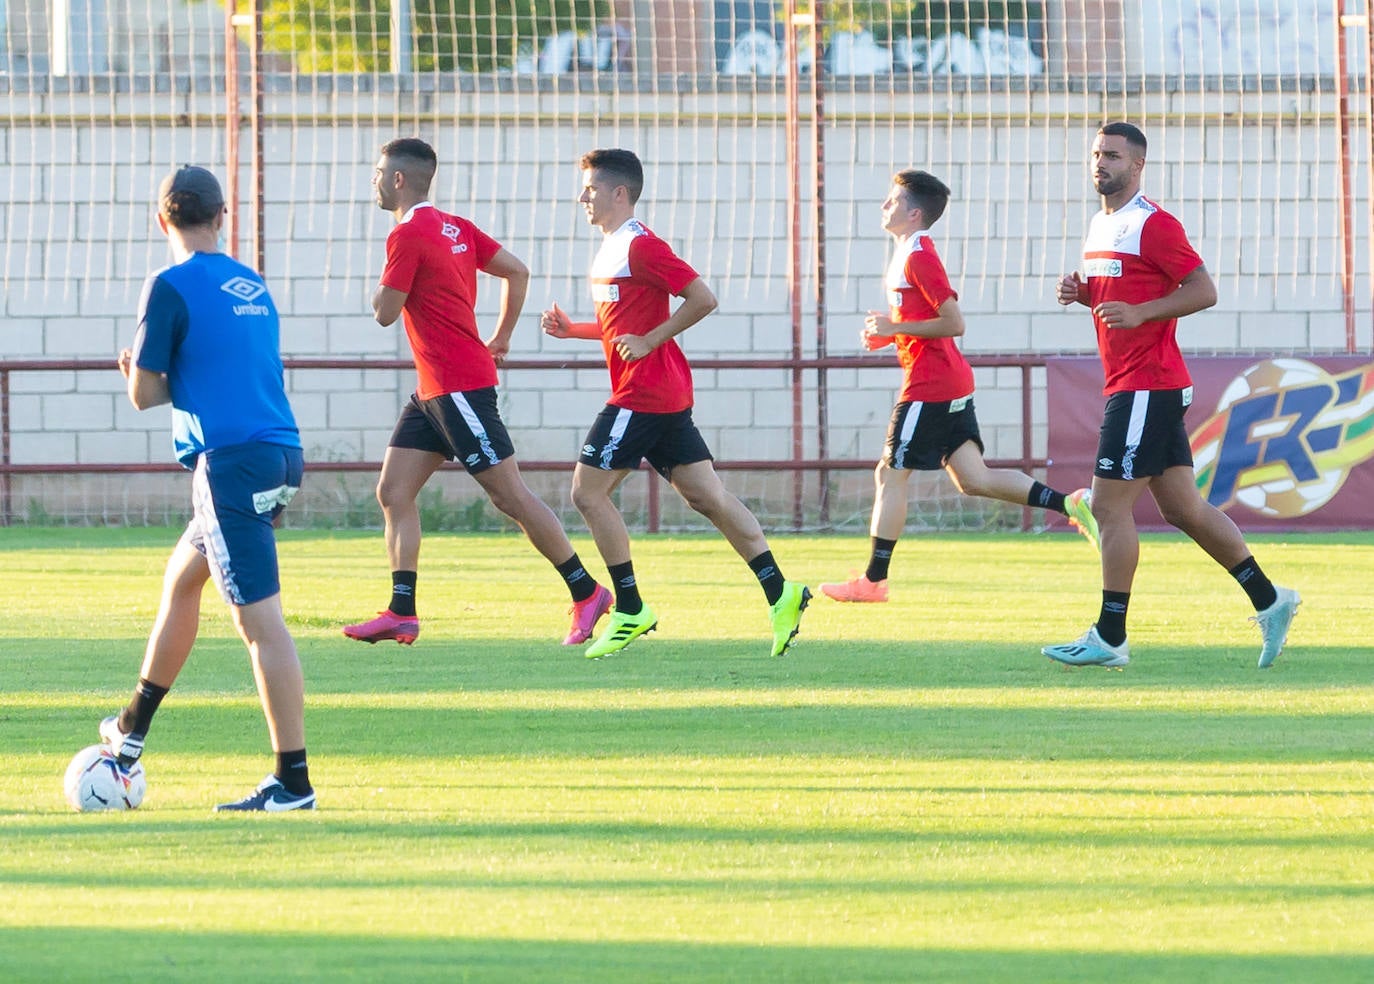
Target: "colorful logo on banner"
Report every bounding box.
[1190,358,1374,516]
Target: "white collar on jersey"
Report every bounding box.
[399,201,435,224]
[604,216,643,238]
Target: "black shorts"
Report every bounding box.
[1094,387,1195,481]
[884,397,984,470]
[389,387,515,475]
[579,405,713,479]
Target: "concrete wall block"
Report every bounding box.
[10,284,80,317]
[328,317,403,355]
[11,370,77,394]
[44,392,119,431]
[287,392,329,432]
[8,394,43,430]
[77,430,151,464]
[1232,312,1317,350]
[0,320,48,356]
[282,317,331,355]
[10,431,77,464]
[327,390,404,429]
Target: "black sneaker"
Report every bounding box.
[214,776,316,813]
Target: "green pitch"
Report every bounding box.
[1,527,1370,983]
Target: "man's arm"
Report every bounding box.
[372,283,407,326]
[1093,265,1217,330]
[541,302,602,340]
[864,298,965,346]
[482,247,530,361]
[118,347,171,410]
[612,277,717,362]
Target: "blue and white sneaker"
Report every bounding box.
[99,715,145,767]
[1252,585,1301,669]
[1042,625,1130,668]
[214,776,316,813]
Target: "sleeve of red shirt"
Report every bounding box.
[904,243,958,311]
[629,235,699,295]
[470,222,503,268]
[1143,211,1205,283]
[380,225,420,294]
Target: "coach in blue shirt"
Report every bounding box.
[104,165,316,812]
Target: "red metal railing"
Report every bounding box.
[0,355,1048,528]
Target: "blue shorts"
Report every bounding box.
[186,442,304,606]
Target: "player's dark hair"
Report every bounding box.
[1098,121,1147,156]
[580,148,644,204]
[381,137,437,193]
[892,170,951,227]
[158,166,224,229]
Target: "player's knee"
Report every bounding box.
[569,481,603,516]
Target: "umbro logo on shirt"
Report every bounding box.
[220,276,266,301]
[220,276,270,316]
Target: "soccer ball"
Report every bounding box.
[63,744,146,812]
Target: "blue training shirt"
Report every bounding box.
[132,252,300,468]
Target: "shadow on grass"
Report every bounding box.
[2,929,1371,984]
[9,687,1373,765]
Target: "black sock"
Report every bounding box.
[275,748,312,795]
[555,554,597,603]
[864,537,898,583]
[608,561,642,614]
[1096,591,1131,647]
[748,551,786,606]
[1229,556,1278,611]
[389,570,417,618]
[1028,481,1067,514]
[118,678,168,737]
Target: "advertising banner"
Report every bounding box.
[1046,356,1374,531]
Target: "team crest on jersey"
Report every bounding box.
[441,221,460,241]
[1191,358,1374,517]
[591,283,620,303]
[220,276,265,301]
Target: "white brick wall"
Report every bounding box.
[1,87,1365,478]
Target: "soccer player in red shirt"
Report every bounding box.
[1042,122,1300,669]
[343,138,611,647]
[819,169,1098,604]
[541,148,810,659]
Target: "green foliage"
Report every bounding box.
[258,0,612,74]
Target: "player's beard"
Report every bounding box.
[1093,172,1128,197]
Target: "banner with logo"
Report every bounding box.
[1046,356,1374,531]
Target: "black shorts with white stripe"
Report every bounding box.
[579,404,713,479]
[1093,386,1195,481]
[389,387,515,474]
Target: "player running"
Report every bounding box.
[819,169,1098,605]
[1042,122,1300,669]
[343,138,611,649]
[541,148,810,659]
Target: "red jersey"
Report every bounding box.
[886,233,974,403]
[1081,192,1204,394]
[589,218,699,413]
[380,203,503,400]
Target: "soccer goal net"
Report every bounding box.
[0,1,1366,530]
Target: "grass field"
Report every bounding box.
[1,526,1370,983]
